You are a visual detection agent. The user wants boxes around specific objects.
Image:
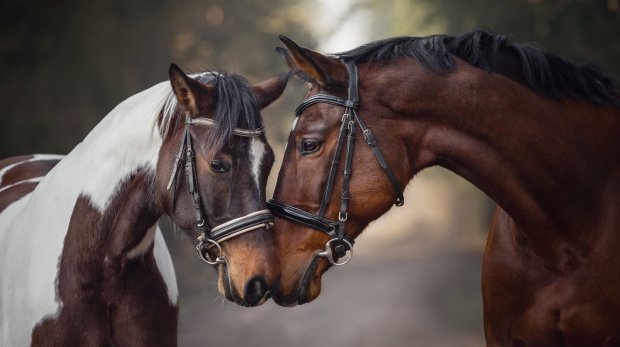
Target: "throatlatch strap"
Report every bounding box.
[352,110,404,206]
[345,61,404,206]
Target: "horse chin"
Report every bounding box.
[274,255,326,307]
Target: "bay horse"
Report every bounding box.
[0,64,288,346]
[268,30,620,346]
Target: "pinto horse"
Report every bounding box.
[0,64,287,346]
[268,31,620,346]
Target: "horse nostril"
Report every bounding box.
[244,276,269,306]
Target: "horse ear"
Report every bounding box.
[277,35,346,88]
[168,64,209,117]
[252,71,291,109]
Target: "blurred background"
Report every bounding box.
[2,0,619,346]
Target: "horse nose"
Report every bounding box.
[244,276,270,306]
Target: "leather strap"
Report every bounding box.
[268,199,338,238]
[184,121,209,240]
[352,111,404,206]
[187,118,264,137]
[318,112,350,218]
[210,210,274,242]
[295,95,356,116]
[345,61,359,103]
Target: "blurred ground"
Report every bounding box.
[164,168,492,347]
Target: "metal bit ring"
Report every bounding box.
[318,238,353,266]
[196,239,225,265]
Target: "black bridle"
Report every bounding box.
[167,115,274,265]
[267,60,404,265]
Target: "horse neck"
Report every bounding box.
[55,170,163,303]
[374,60,620,250]
[35,82,171,298]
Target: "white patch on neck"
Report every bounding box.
[153,228,178,305]
[78,81,169,211]
[124,225,177,305]
[249,138,266,194]
[126,226,156,259]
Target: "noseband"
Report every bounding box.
[268,60,404,266]
[167,115,274,265]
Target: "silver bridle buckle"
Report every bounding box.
[318,238,353,266]
[196,238,225,265]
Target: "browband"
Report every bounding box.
[187,118,265,137]
[294,95,358,116]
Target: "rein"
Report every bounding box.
[167,116,274,265]
[268,60,404,265]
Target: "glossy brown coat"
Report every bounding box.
[271,34,620,346]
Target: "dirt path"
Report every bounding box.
[173,241,485,347]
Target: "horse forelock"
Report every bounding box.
[158,71,263,156]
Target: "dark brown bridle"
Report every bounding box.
[268,60,404,265]
[167,115,274,265]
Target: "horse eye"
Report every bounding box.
[301,139,321,154]
[210,159,229,173]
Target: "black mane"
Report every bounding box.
[336,30,620,107]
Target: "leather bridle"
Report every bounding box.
[167,115,274,265]
[267,60,404,266]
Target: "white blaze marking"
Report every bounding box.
[249,138,266,194]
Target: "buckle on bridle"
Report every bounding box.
[362,129,376,146]
[318,238,353,266]
[196,238,225,265]
[343,100,358,109]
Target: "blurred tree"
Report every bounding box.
[359,0,620,77]
[0,0,314,158]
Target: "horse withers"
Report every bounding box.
[268,31,620,346]
[0,64,288,346]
